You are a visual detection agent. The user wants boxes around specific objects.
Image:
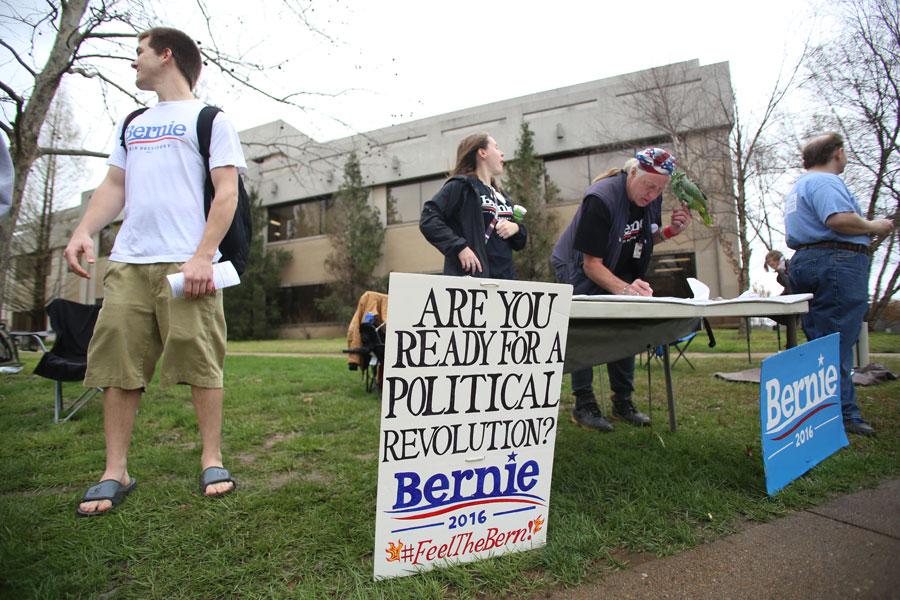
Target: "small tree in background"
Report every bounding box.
[316,151,385,322]
[7,91,85,329]
[504,121,560,282]
[223,190,292,340]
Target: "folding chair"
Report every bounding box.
[344,290,389,394]
[344,313,386,393]
[359,317,386,392]
[32,299,102,423]
[668,330,697,369]
[0,322,23,374]
[644,330,699,370]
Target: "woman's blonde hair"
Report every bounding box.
[591,157,641,184]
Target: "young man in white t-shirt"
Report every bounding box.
[64,27,247,516]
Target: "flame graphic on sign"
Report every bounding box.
[530,515,545,534]
[385,540,404,562]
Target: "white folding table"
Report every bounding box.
[564,294,812,431]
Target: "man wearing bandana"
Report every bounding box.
[551,148,690,432]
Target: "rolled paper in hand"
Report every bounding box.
[512,205,528,222]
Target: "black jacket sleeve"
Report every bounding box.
[419,179,470,257]
[508,223,528,251]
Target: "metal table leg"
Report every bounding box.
[786,315,799,349]
[663,344,676,432]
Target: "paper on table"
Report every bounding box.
[686,277,710,300]
[166,261,240,298]
[572,293,812,306]
[572,276,813,305]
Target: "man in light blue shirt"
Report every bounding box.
[784,132,893,436]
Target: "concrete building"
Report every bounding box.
[7,59,740,338]
[241,59,740,337]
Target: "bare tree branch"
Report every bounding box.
[67,66,143,104]
[0,39,38,77]
[83,31,140,39]
[38,146,108,158]
[0,79,24,107]
[73,53,133,61]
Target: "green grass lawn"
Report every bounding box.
[226,337,346,354]
[1,352,898,599]
[676,328,898,354]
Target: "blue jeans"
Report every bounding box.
[563,273,636,404]
[788,248,869,422]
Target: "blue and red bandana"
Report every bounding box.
[635,147,676,176]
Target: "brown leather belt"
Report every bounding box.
[797,241,868,254]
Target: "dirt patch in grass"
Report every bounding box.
[302,469,333,485]
[268,469,333,489]
[235,452,257,464]
[269,471,298,489]
[263,431,302,449]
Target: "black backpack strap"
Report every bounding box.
[197,105,222,216]
[196,105,221,164]
[119,107,150,151]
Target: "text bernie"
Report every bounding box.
[764,361,838,435]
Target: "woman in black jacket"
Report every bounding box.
[419,133,527,279]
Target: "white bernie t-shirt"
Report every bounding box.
[107,99,247,263]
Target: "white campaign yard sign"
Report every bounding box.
[373,273,573,579]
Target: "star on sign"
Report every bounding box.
[818,354,825,367]
[507,452,518,462]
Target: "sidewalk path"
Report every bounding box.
[550,479,900,599]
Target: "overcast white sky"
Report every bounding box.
[187,0,818,137]
[9,0,821,161]
[3,0,834,292]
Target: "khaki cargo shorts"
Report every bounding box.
[84,261,227,390]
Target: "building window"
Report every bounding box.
[279,284,331,323]
[588,149,632,180]
[388,182,419,224]
[646,252,696,298]
[544,156,590,202]
[544,150,637,203]
[267,195,332,241]
[387,177,446,224]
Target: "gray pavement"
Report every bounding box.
[547,479,900,599]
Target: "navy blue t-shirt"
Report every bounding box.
[474,179,516,277]
[573,195,646,282]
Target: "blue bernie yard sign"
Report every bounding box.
[760,333,848,495]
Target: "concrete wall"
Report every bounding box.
[15,59,741,339]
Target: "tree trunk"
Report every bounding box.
[0,0,89,310]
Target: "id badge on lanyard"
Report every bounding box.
[633,242,643,259]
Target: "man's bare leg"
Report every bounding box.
[192,386,234,496]
[78,387,141,514]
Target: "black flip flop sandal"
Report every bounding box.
[199,467,236,497]
[76,478,137,517]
